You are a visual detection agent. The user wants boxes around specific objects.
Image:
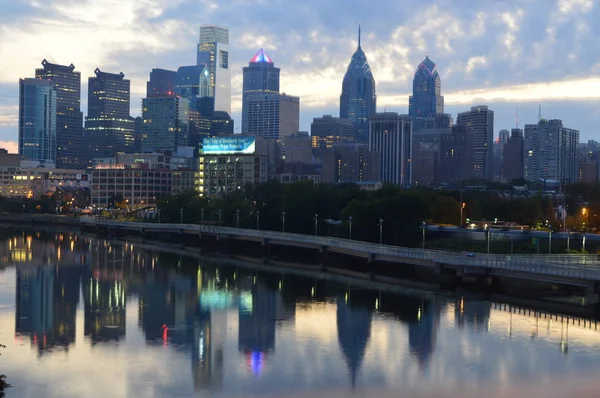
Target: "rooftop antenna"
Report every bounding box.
[358,23,361,49]
[538,103,542,122]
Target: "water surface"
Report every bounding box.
[1,229,600,397]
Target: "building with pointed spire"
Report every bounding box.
[409,55,444,118]
[340,25,377,144]
[242,49,280,133]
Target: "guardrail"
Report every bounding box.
[80,217,600,281]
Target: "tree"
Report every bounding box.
[0,344,10,397]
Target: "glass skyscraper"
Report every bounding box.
[197,25,231,114]
[84,69,134,163]
[146,68,177,98]
[141,96,189,153]
[340,26,376,144]
[35,59,83,169]
[242,48,280,133]
[18,78,57,164]
[408,56,444,118]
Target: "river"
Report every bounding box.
[1,228,600,397]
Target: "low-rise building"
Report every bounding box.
[199,135,268,197]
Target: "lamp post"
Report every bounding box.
[314,214,319,236]
[281,211,286,232]
[566,229,570,254]
[548,226,553,254]
[421,221,426,250]
[583,234,587,253]
[378,219,384,244]
[180,208,184,224]
[201,208,204,224]
[235,209,240,228]
[256,210,260,230]
[218,209,222,226]
[157,209,161,224]
[460,189,464,227]
[485,224,490,254]
[348,216,353,240]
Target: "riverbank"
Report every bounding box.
[0,213,80,226]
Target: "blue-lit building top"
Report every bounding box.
[340,26,377,144]
[18,78,57,164]
[408,56,444,118]
[242,48,280,133]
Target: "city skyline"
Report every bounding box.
[1,0,600,153]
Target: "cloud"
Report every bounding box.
[0,140,17,153]
[0,0,599,142]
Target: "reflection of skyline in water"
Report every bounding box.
[4,229,600,397]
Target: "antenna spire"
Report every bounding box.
[516,105,519,128]
[358,23,361,49]
[538,103,542,122]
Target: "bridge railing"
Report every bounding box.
[80,217,600,275]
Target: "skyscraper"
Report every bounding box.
[35,60,83,169]
[246,93,299,142]
[242,49,280,133]
[524,119,579,183]
[340,25,376,143]
[408,56,444,118]
[503,128,524,182]
[146,68,177,98]
[310,115,357,160]
[141,96,189,153]
[456,105,494,180]
[368,112,412,187]
[84,69,135,163]
[197,25,231,114]
[175,65,211,103]
[18,78,57,164]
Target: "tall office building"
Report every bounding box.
[141,96,189,153]
[409,56,444,118]
[197,25,231,114]
[35,60,83,169]
[18,78,57,164]
[340,25,376,143]
[368,112,412,187]
[84,69,135,163]
[412,127,451,186]
[322,144,381,184]
[283,132,312,164]
[439,126,474,183]
[146,68,177,98]
[503,128,524,182]
[456,105,494,180]
[242,49,280,133]
[246,93,299,142]
[175,65,211,103]
[524,119,579,183]
[310,115,357,160]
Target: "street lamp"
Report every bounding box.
[314,214,319,236]
[566,229,570,254]
[235,209,240,228]
[583,234,587,253]
[218,209,222,226]
[546,222,553,254]
[281,211,286,232]
[378,219,384,244]
[484,224,490,254]
[421,221,426,250]
[256,210,260,230]
[180,208,184,224]
[460,189,464,227]
[348,216,353,240]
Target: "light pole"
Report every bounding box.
[256,210,260,230]
[218,209,222,226]
[201,208,204,224]
[314,214,319,236]
[281,211,286,232]
[566,229,570,254]
[548,226,552,254]
[421,221,426,250]
[235,209,240,228]
[378,219,384,244]
[157,208,161,224]
[583,234,587,253]
[460,189,464,227]
[485,224,490,254]
[180,208,184,224]
[348,216,353,240]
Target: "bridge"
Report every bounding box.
[79,216,600,294]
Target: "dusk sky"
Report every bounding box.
[1,0,599,153]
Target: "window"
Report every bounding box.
[220,51,229,69]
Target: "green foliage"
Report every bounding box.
[0,344,10,397]
[0,195,56,214]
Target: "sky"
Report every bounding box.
[1,0,600,154]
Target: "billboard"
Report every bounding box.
[202,136,256,155]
